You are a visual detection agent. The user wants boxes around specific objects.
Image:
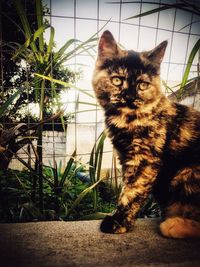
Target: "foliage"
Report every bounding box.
[0,111,63,170]
[1,0,36,89]
[0,164,116,222]
[1,0,78,125]
[138,194,161,219]
[11,0,96,120]
[0,89,22,118]
[1,0,98,213]
[179,39,200,93]
[0,132,113,222]
[0,169,40,222]
[89,131,107,211]
[0,130,160,222]
[122,1,200,20]
[0,167,160,222]
[0,1,164,222]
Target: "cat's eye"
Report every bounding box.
[137,81,150,91]
[111,76,123,86]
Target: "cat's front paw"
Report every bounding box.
[100,215,129,234]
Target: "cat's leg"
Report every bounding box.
[160,166,200,239]
[100,162,160,234]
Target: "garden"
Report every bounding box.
[0,0,199,223]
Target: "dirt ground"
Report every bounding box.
[0,219,200,267]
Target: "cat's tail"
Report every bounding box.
[160,217,200,239]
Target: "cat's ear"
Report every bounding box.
[147,40,168,64]
[98,31,120,58]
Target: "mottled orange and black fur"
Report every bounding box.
[92,31,200,238]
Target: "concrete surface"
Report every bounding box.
[0,219,200,267]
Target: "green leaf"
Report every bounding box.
[89,131,106,182]
[58,160,63,178]
[34,73,95,98]
[36,0,44,52]
[52,163,59,190]
[54,39,79,62]
[60,150,76,187]
[39,79,45,120]
[95,132,106,182]
[125,6,172,20]
[178,20,200,32]
[6,43,27,59]
[45,26,55,62]
[58,40,97,65]
[68,178,104,215]
[0,90,22,117]
[43,20,110,76]
[172,76,199,89]
[180,38,200,92]
[89,131,106,210]
[122,2,200,20]
[162,80,179,100]
[53,20,111,67]
[13,0,38,53]
[12,24,49,60]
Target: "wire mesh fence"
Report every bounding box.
[1,0,200,170]
[0,0,200,220]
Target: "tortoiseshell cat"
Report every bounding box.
[92,31,200,238]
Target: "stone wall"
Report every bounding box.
[9,123,115,171]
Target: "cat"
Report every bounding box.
[92,30,200,238]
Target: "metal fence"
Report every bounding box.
[1,0,200,172]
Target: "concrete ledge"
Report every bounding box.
[0,219,200,267]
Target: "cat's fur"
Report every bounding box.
[92,30,200,238]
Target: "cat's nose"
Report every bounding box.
[121,88,136,101]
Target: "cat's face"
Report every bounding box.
[92,31,167,109]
